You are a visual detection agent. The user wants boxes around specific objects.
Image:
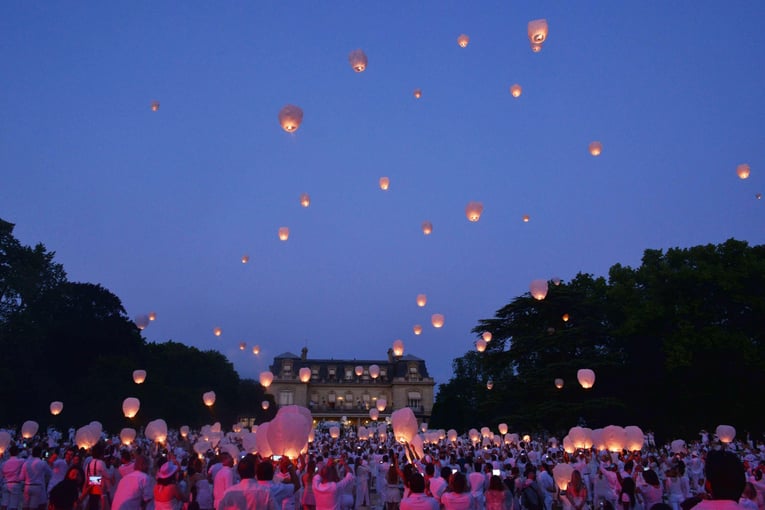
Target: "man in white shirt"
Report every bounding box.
[213,454,236,510]
[217,455,276,510]
[2,445,26,510]
[401,474,438,510]
[22,446,52,510]
[110,455,152,510]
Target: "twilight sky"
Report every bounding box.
[1,2,763,388]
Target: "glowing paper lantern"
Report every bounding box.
[299,367,311,383]
[553,463,574,491]
[379,177,390,190]
[194,439,211,456]
[413,324,423,335]
[392,339,404,357]
[21,420,39,439]
[354,365,364,377]
[278,227,290,241]
[146,419,168,444]
[391,407,418,443]
[75,424,100,449]
[737,164,751,179]
[122,397,140,418]
[413,89,422,99]
[591,429,606,450]
[554,378,564,389]
[589,141,603,157]
[241,255,250,264]
[329,426,340,439]
[562,435,575,454]
[498,423,508,435]
[510,84,522,98]
[447,429,458,442]
[120,428,136,445]
[624,426,645,451]
[476,339,487,352]
[262,400,270,410]
[577,369,595,389]
[260,371,274,388]
[421,221,433,235]
[416,294,427,307]
[569,426,592,449]
[562,313,570,322]
[150,101,160,112]
[376,398,387,412]
[255,422,273,457]
[268,405,312,458]
[239,342,246,351]
[148,312,157,321]
[135,314,150,330]
[431,313,445,328]
[756,193,762,200]
[482,331,492,342]
[552,277,562,286]
[457,34,470,48]
[603,425,626,452]
[300,193,311,208]
[486,380,493,390]
[278,104,303,133]
[180,426,189,438]
[50,401,63,416]
[252,345,260,355]
[348,49,368,72]
[528,19,549,45]
[0,431,10,455]
[213,327,222,337]
[369,364,380,379]
[529,279,549,300]
[369,408,379,420]
[465,201,483,222]
[716,424,736,444]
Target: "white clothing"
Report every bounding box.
[213,467,235,510]
[111,470,153,510]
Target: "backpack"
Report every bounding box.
[521,485,542,510]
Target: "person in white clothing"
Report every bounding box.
[110,455,153,510]
[22,446,52,510]
[1,445,26,510]
[401,474,438,510]
[213,454,236,510]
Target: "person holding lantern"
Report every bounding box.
[313,458,355,510]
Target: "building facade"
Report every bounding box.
[266,347,436,424]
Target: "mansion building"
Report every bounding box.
[265,347,436,424]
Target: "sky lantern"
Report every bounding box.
[120,428,136,446]
[589,141,603,157]
[300,193,310,208]
[0,431,10,455]
[716,424,736,444]
[510,84,522,98]
[299,367,311,383]
[756,193,762,200]
[465,201,483,222]
[486,380,493,390]
[603,425,627,452]
[369,364,380,379]
[369,408,379,420]
[213,327,222,337]
[447,429,458,442]
[348,49,368,72]
[476,338,487,352]
[239,342,246,351]
[530,43,542,53]
[552,277,562,286]
[133,370,147,384]
[148,311,157,321]
[379,177,390,190]
[21,420,39,439]
[260,371,274,388]
[151,101,160,112]
[413,88,422,99]
[431,313,445,328]
[624,425,645,451]
[498,423,508,435]
[528,19,549,48]
[577,368,596,389]
[145,419,168,443]
[413,324,422,335]
[562,313,570,322]
[522,214,530,223]
[737,164,751,179]
[529,279,549,300]
[134,314,150,330]
[267,406,312,458]
[416,294,427,307]
[554,378,564,389]
[262,400,270,410]
[421,221,433,235]
[75,424,100,450]
[180,425,189,438]
[278,227,290,241]
[482,331,492,342]
[354,365,364,376]
[329,426,340,439]
[50,401,63,416]
[278,104,303,133]
[392,339,404,357]
[122,397,140,418]
[376,398,387,412]
[391,407,418,443]
[553,463,574,491]
[457,34,470,47]
[241,255,249,264]
[252,345,260,355]
[202,391,216,407]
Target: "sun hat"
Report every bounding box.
[157,461,178,479]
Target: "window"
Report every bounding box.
[328,392,336,403]
[279,391,294,406]
[345,368,353,380]
[408,365,420,381]
[311,393,319,404]
[407,391,422,409]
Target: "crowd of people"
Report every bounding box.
[1,425,763,510]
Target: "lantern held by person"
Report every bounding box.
[120,428,136,445]
[391,407,418,443]
[262,400,270,410]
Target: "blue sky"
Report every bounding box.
[1,1,763,388]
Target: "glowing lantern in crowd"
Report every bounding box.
[569,426,592,449]
[232,423,242,434]
[625,426,645,451]
[413,89,422,99]
[528,19,549,47]
[589,141,603,156]
[431,314,445,328]
[241,255,249,264]
[577,368,596,389]
[498,423,508,435]
[447,429,458,442]
[392,339,404,357]
[369,408,379,420]
[50,401,63,416]
[482,332,492,342]
[75,424,99,449]
[476,339,487,352]
[554,378,564,389]
[239,342,246,351]
[465,201,483,222]
[486,380,493,390]
[553,463,574,491]
[523,434,531,443]
[252,345,260,355]
[529,279,549,300]
[300,193,311,208]
[213,327,222,337]
[135,314,149,330]
[591,429,606,450]
[299,367,311,383]
[413,324,423,335]
[379,177,390,190]
[260,371,274,388]
[329,426,340,439]
[120,428,136,445]
[369,364,380,379]
[562,313,570,322]
[716,424,736,444]
[422,221,433,235]
[0,431,10,455]
[355,365,364,377]
[151,101,160,111]
[194,439,211,457]
[510,84,522,98]
[457,34,470,47]
[737,164,751,179]
[603,425,626,452]
[391,407,418,443]
[180,426,189,438]
[278,105,303,133]
[278,227,290,241]
[122,398,140,418]
[562,435,575,454]
[21,421,39,439]
[416,294,427,307]
[262,400,270,410]
[202,391,216,407]
[267,405,312,458]
[376,398,387,412]
[348,49,368,72]
[254,422,273,456]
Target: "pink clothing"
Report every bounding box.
[442,492,474,510]
[401,493,440,510]
[485,490,506,510]
[111,470,153,510]
[313,472,355,510]
[217,479,276,510]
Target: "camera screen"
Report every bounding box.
[272,455,283,461]
[89,476,102,486]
